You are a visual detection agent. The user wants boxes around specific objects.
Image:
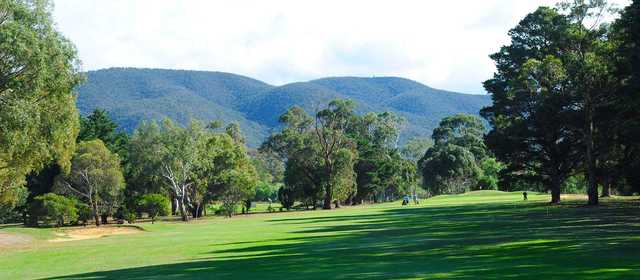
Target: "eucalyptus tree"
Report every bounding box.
[261,106,323,207]
[401,138,434,163]
[129,119,257,220]
[250,150,284,185]
[224,122,245,144]
[313,100,359,209]
[350,112,413,203]
[54,140,125,226]
[261,101,358,209]
[282,142,324,208]
[370,151,416,200]
[128,119,209,221]
[202,125,257,217]
[0,0,82,214]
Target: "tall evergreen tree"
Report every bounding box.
[612,0,640,194]
[481,3,618,203]
[78,109,129,158]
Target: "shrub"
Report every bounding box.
[242,199,252,214]
[114,206,137,224]
[476,158,504,191]
[562,176,587,194]
[277,186,295,210]
[75,202,93,226]
[138,194,170,223]
[0,185,28,224]
[254,182,280,201]
[221,199,237,218]
[124,210,137,224]
[0,186,29,224]
[31,193,78,227]
[267,205,276,212]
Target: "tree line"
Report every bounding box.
[6,108,262,226]
[2,0,640,226]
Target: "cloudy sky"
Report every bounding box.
[52,0,630,94]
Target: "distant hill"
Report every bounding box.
[76,68,491,147]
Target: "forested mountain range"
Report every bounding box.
[76,68,490,147]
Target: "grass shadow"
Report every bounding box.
[41,200,640,280]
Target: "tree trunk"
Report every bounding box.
[191,203,203,219]
[323,162,333,210]
[323,185,332,209]
[550,177,561,204]
[601,176,611,198]
[180,204,189,221]
[92,202,100,227]
[323,196,332,209]
[26,211,37,227]
[585,91,598,205]
[312,194,318,210]
[171,198,177,216]
[178,196,189,222]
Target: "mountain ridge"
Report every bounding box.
[75,67,491,147]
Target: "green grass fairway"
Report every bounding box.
[1,191,639,279]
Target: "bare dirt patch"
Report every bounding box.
[50,226,143,242]
[0,232,34,248]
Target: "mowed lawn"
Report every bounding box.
[1,191,639,279]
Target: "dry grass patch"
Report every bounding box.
[50,226,143,242]
[0,232,33,249]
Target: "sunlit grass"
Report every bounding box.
[1,191,639,279]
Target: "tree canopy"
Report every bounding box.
[419,114,488,195]
[262,99,417,208]
[0,0,82,215]
[54,140,124,226]
[128,119,257,220]
[480,3,619,203]
[78,109,129,158]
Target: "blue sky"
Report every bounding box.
[52,0,630,94]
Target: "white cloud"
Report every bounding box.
[52,0,631,94]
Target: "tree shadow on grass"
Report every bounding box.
[42,201,640,280]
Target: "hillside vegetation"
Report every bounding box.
[75,68,490,147]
